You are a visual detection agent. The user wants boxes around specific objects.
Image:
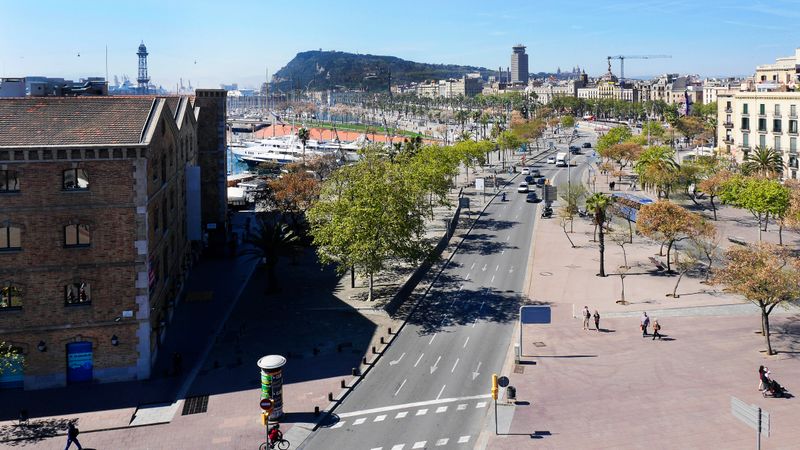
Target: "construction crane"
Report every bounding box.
[606,55,672,84]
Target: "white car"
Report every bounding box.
[547,156,556,164]
[517,182,529,193]
[521,167,530,175]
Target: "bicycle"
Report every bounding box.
[259,438,289,450]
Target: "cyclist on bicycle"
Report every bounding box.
[268,423,282,449]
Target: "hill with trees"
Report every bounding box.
[272,50,492,92]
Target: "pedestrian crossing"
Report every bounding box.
[329,400,489,430]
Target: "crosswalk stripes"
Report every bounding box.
[458,435,470,443]
[330,400,489,430]
[412,442,426,449]
[435,438,449,446]
[435,406,447,413]
[395,411,408,419]
[353,417,366,425]
[366,435,472,450]
[374,414,387,422]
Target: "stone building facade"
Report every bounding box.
[0,95,202,389]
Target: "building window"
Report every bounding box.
[790,120,798,134]
[758,118,767,132]
[759,134,766,147]
[0,170,20,192]
[759,104,766,115]
[773,119,782,133]
[65,282,90,305]
[0,283,22,309]
[791,105,797,117]
[64,224,90,247]
[775,136,781,152]
[742,133,749,148]
[791,155,799,169]
[63,169,89,190]
[774,104,781,116]
[791,137,797,153]
[741,117,750,130]
[743,104,749,115]
[0,226,22,251]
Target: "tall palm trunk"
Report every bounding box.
[598,224,606,277]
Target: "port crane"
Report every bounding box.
[606,55,672,84]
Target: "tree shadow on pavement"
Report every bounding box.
[458,233,518,255]
[479,219,520,232]
[410,288,524,335]
[771,315,800,359]
[0,417,73,446]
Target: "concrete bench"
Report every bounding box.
[728,236,748,246]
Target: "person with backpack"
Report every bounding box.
[65,422,82,450]
[268,423,283,449]
[641,312,650,337]
[582,306,591,331]
[652,320,662,340]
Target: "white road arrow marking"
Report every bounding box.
[430,356,441,374]
[472,361,482,380]
[389,352,406,366]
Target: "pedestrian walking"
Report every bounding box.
[640,312,650,337]
[609,181,616,191]
[582,306,591,330]
[65,423,82,450]
[593,310,600,331]
[652,320,662,340]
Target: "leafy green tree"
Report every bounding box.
[640,121,666,144]
[719,175,790,241]
[676,116,707,147]
[308,147,430,301]
[242,218,301,293]
[586,193,615,277]
[698,169,733,220]
[633,145,680,198]
[713,243,800,355]
[742,146,784,179]
[637,201,714,272]
[596,126,633,157]
[497,130,523,168]
[558,182,588,233]
[560,115,576,129]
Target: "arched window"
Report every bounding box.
[65,282,90,305]
[0,226,21,250]
[0,283,22,309]
[64,224,90,247]
[63,169,89,190]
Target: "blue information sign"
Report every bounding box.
[67,342,93,383]
[520,305,551,324]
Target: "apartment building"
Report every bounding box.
[0,95,203,389]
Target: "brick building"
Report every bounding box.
[0,95,204,389]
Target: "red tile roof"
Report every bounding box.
[0,96,158,147]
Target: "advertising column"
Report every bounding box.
[257,355,286,419]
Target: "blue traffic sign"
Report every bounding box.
[520,305,551,324]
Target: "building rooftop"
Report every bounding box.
[0,96,159,147]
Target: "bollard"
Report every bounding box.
[372,346,377,354]
[362,357,368,365]
[352,367,359,376]
[314,406,320,416]
[328,392,333,402]
[380,337,385,344]
[340,379,346,389]
[507,386,517,401]
[388,327,393,335]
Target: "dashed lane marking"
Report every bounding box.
[429,334,436,345]
[436,384,446,400]
[331,421,345,428]
[416,408,428,416]
[395,411,408,419]
[463,337,469,348]
[457,404,467,411]
[476,401,487,408]
[458,436,471,444]
[414,353,424,367]
[353,418,366,425]
[451,358,459,373]
[435,406,448,413]
[436,438,449,446]
[374,414,386,422]
[394,379,406,397]
[412,442,426,449]
[334,394,492,418]
[391,445,405,450]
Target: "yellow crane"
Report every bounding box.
[606,55,672,84]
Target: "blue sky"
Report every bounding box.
[1,0,799,89]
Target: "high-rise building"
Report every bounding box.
[511,45,529,84]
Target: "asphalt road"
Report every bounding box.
[300,132,596,450]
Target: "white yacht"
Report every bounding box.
[231,134,365,166]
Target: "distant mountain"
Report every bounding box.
[272,50,493,92]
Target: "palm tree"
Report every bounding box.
[585,193,614,277]
[297,127,311,165]
[241,219,300,294]
[742,146,783,178]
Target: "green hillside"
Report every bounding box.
[272,50,491,92]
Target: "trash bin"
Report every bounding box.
[507,386,517,400]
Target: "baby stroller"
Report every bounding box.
[762,377,788,398]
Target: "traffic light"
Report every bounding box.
[491,373,498,400]
[260,411,269,426]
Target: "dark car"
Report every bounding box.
[531,169,541,177]
[570,147,581,155]
[536,177,546,187]
[526,192,539,203]
[525,175,535,184]
[582,142,592,148]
